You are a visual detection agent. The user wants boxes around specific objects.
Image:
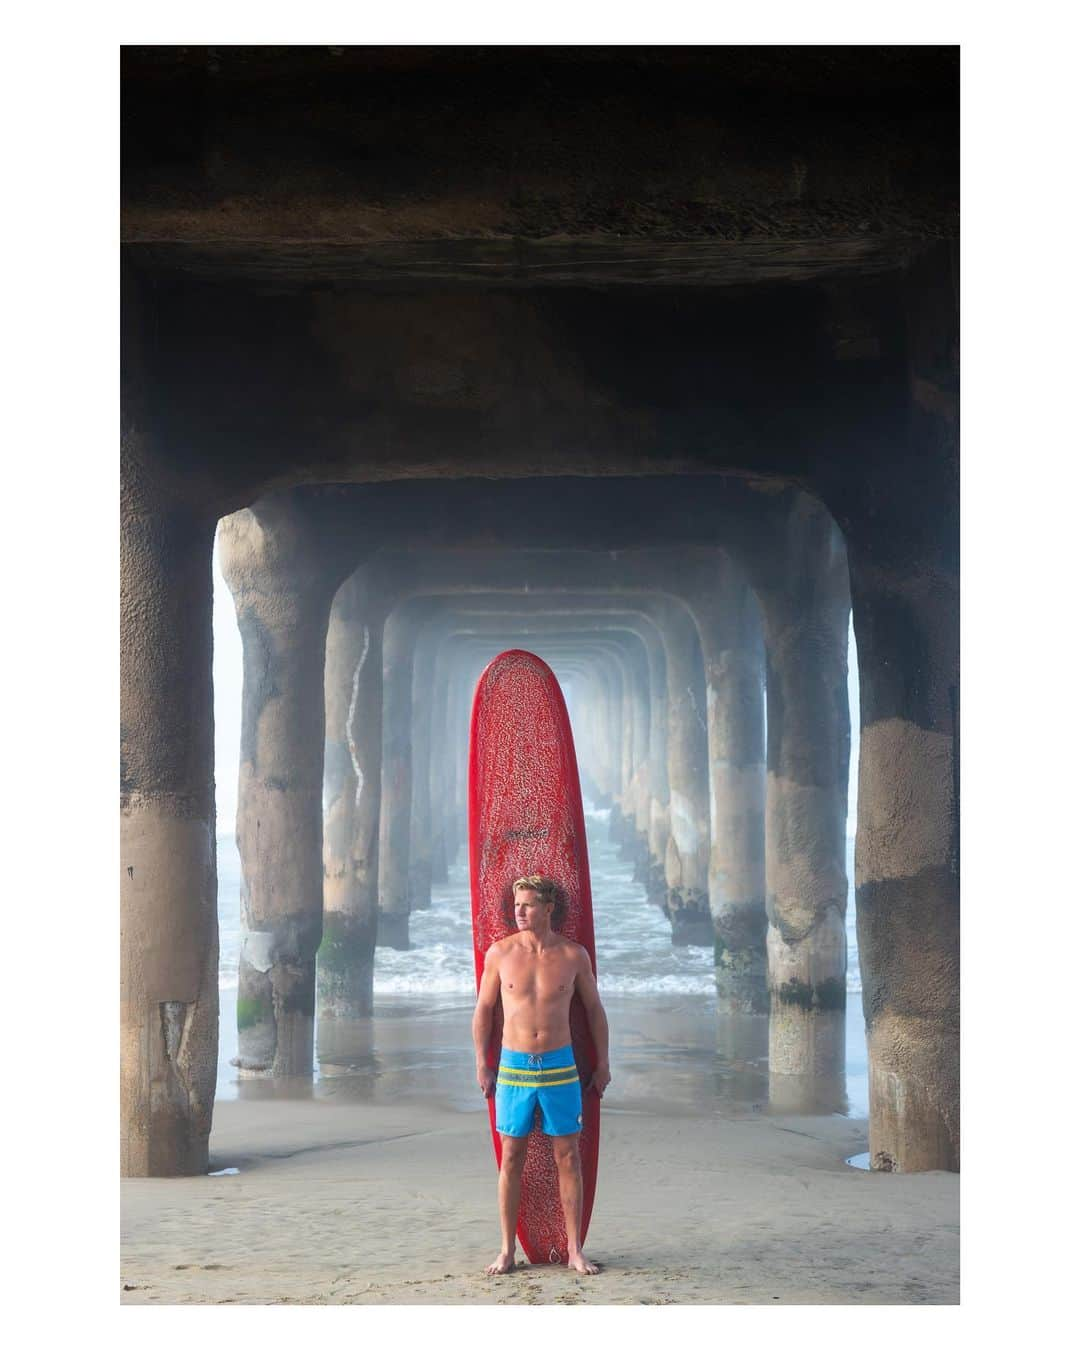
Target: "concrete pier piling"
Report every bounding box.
[219,496,356,1077]
[847,244,960,1172]
[645,598,713,947]
[686,565,768,1013]
[755,495,852,1101]
[121,438,218,1176]
[376,605,421,950]
[320,568,386,1021]
[407,619,442,912]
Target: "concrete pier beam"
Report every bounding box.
[685,564,768,1012]
[319,568,386,1021]
[219,495,355,1076]
[120,446,218,1176]
[755,494,851,1090]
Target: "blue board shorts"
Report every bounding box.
[494,1044,583,1137]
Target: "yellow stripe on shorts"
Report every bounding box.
[497,1071,579,1087]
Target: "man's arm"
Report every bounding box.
[472,943,502,1097]
[574,947,611,1097]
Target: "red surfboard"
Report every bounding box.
[468,649,600,1266]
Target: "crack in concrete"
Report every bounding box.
[346,624,370,807]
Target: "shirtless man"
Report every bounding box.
[472,874,611,1276]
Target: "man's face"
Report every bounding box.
[514,889,552,932]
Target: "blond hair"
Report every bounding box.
[512,875,558,905]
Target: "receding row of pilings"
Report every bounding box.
[121,475,958,1179]
[214,503,853,1099]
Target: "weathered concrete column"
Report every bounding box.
[319,567,386,1021]
[448,639,478,865]
[756,492,851,1095]
[613,646,634,810]
[559,655,596,801]
[377,604,419,949]
[442,627,498,870]
[219,496,352,1076]
[440,639,465,872]
[608,639,640,848]
[428,631,456,884]
[551,634,647,861]
[447,645,485,860]
[434,620,490,878]
[121,444,218,1176]
[644,597,712,945]
[584,635,646,863]
[561,659,606,802]
[845,242,959,1171]
[566,665,598,796]
[622,633,652,854]
[602,629,653,867]
[592,654,622,807]
[851,553,958,1168]
[591,647,630,840]
[637,617,671,905]
[407,617,443,911]
[685,563,768,1012]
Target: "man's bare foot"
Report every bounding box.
[568,1250,600,1274]
[486,1251,516,1275]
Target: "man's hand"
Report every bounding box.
[477,1064,496,1098]
[587,1063,611,1098]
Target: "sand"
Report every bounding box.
[120,1001,958,1306]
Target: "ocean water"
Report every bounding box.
[215,803,867,1115]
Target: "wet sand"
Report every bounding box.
[121,999,958,1305]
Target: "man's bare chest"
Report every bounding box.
[500,949,577,1002]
